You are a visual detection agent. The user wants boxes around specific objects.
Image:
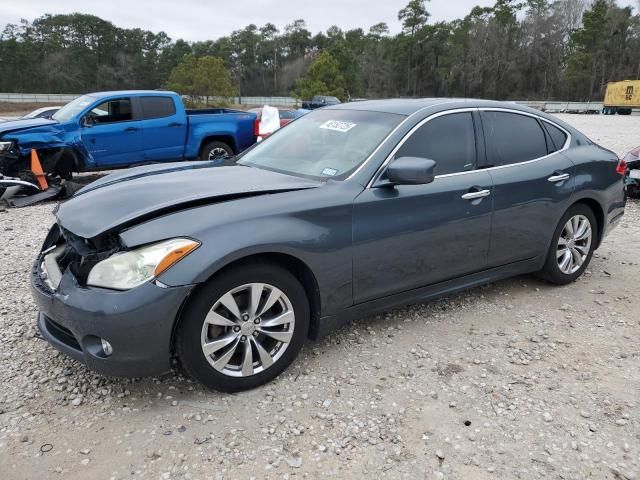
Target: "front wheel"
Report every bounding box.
[539,204,597,285]
[200,141,233,161]
[175,263,309,392]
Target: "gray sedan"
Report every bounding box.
[31,99,627,391]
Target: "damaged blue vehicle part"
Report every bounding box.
[0,90,257,179]
[0,117,91,179]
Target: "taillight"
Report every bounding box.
[616,158,627,175]
[253,118,261,137]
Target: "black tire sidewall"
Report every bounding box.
[176,262,309,392]
[542,204,597,284]
[200,141,233,160]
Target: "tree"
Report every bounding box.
[167,55,236,105]
[2,3,640,102]
[565,0,609,99]
[259,23,280,92]
[398,0,430,94]
[291,51,346,100]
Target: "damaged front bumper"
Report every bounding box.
[30,225,195,377]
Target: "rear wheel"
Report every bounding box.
[200,141,233,161]
[176,262,309,392]
[539,204,597,285]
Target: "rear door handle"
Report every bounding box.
[124,126,139,132]
[168,122,183,127]
[461,189,491,200]
[548,173,570,183]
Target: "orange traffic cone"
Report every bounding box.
[30,149,48,191]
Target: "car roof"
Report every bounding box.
[323,97,585,142]
[86,90,177,99]
[248,107,294,112]
[324,98,543,116]
[28,106,61,114]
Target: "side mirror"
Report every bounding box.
[385,156,436,186]
[80,116,93,128]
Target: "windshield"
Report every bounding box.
[238,109,403,180]
[52,95,96,122]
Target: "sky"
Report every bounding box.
[1,0,638,42]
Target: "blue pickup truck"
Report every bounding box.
[0,90,257,178]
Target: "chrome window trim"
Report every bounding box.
[346,99,468,181]
[366,106,572,187]
[479,107,572,152]
[366,107,478,187]
[539,118,571,150]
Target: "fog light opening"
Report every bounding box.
[101,339,113,356]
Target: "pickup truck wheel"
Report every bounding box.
[175,262,310,392]
[200,141,233,161]
[53,154,75,180]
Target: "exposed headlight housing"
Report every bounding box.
[0,141,14,153]
[87,238,199,290]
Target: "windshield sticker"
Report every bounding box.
[322,167,338,176]
[320,120,356,133]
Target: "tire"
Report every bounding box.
[175,262,310,392]
[539,204,597,285]
[199,141,233,161]
[628,184,640,199]
[53,154,75,180]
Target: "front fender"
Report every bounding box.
[118,185,358,316]
[5,124,93,171]
[2,122,66,150]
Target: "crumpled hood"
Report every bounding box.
[56,162,322,238]
[0,118,59,137]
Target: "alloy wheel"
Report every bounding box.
[556,214,592,274]
[207,147,229,160]
[200,283,295,377]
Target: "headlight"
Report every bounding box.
[0,141,14,153]
[87,238,199,290]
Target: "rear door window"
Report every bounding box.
[140,96,176,119]
[481,111,548,166]
[395,112,476,176]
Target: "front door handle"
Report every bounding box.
[168,122,183,127]
[462,189,491,200]
[548,172,570,183]
[124,126,139,132]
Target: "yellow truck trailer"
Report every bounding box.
[603,79,639,115]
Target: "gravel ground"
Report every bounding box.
[0,114,639,480]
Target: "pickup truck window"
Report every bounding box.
[238,109,403,180]
[87,98,133,124]
[141,96,176,119]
